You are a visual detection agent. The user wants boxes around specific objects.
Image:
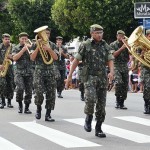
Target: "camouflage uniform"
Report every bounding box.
[55,45,68,98]
[0,43,14,108]
[75,38,113,122]
[110,39,129,108]
[78,62,85,101]
[12,43,33,109]
[142,66,150,109]
[33,41,56,110]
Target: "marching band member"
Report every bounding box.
[12,32,33,114]
[110,30,129,109]
[30,27,58,121]
[0,33,14,109]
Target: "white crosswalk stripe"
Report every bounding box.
[11,121,101,148]
[114,116,150,126]
[3,115,149,149]
[0,136,23,150]
[64,118,150,143]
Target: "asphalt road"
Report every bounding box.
[0,89,150,150]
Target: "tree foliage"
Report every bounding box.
[8,0,60,42]
[0,0,150,43]
[52,0,144,42]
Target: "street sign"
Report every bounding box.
[145,19,150,28]
[134,2,150,18]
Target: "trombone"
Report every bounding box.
[24,39,32,54]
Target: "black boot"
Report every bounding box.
[81,92,85,101]
[35,105,42,119]
[95,121,106,138]
[120,98,127,109]
[58,92,63,98]
[84,115,93,132]
[18,102,23,113]
[115,96,120,109]
[45,109,55,122]
[24,104,32,114]
[144,100,150,114]
[0,97,6,109]
[7,98,13,108]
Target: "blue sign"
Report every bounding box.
[145,19,150,28]
[138,18,150,29]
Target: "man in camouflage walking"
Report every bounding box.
[30,27,58,121]
[55,36,69,98]
[66,24,114,138]
[110,30,129,109]
[141,29,150,114]
[12,32,33,114]
[0,33,14,109]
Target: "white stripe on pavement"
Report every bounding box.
[11,121,100,148]
[0,136,23,150]
[114,116,150,126]
[64,118,150,143]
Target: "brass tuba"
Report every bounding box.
[34,26,53,65]
[125,26,150,68]
[0,43,12,77]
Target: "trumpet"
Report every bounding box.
[59,47,62,61]
[24,39,32,54]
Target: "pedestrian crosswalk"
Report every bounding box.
[11,121,101,148]
[0,136,23,150]
[65,118,150,143]
[0,116,149,149]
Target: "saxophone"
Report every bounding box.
[0,43,12,77]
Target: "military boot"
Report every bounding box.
[0,97,6,109]
[120,98,127,109]
[95,121,106,138]
[115,96,120,109]
[18,102,23,113]
[58,92,63,98]
[7,98,13,108]
[81,92,85,101]
[24,104,32,114]
[45,109,55,122]
[84,115,93,132]
[35,105,42,119]
[144,101,149,114]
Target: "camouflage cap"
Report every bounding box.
[56,36,63,40]
[146,29,150,35]
[2,33,10,38]
[90,24,103,32]
[117,30,125,35]
[18,32,29,38]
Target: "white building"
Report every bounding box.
[65,37,81,55]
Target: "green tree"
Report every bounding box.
[52,0,142,42]
[7,0,60,42]
[0,0,14,41]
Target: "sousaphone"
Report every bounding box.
[126,26,150,68]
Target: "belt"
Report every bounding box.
[88,70,103,76]
[35,65,54,70]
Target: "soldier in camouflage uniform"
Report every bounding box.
[142,29,150,114]
[0,33,14,109]
[30,27,58,121]
[12,32,33,114]
[55,36,69,98]
[66,24,114,138]
[78,61,85,101]
[110,30,129,109]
